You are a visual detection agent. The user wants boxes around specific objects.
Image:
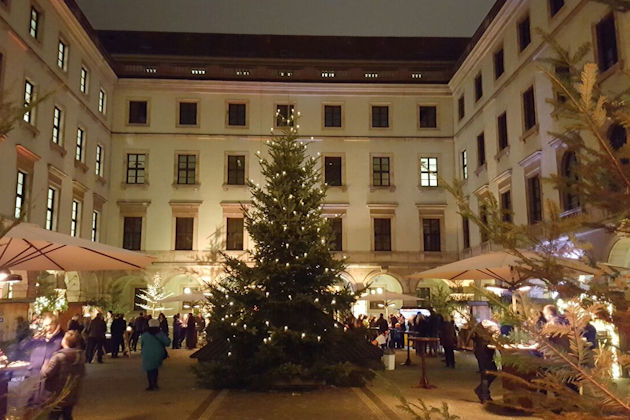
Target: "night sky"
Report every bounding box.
[76,0,496,37]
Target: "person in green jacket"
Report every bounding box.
[141,318,171,391]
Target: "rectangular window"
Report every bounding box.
[477,132,486,166]
[80,67,89,94]
[126,153,146,184]
[549,0,564,16]
[324,105,342,128]
[276,104,295,127]
[494,48,504,79]
[128,100,148,124]
[596,14,618,72]
[329,218,343,251]
[457,96,465,121]
[57,40,67,70]
[474,73,483,101]
[374,218,392,251]
[123,216,142,250]
[226,218,244,251]
[51,107,63,145]
[462,217,470,249]
[98,89,106,114]
[480,205,489,243]
[228,103,247,126]
[75,128,85,162]
[23,80,34,124]
[175,217,194,250]
[177,154,197,185]
[227,155,246,185]
[523,86,536,131]
[46,187,57,231]
[178,102,197,126]
[419,106,437,128]
[422,218,441,252]
[324,156,342,186]
[371,105,389,128]
[497,112,508,150]
[29,7,40,39]
[14,171,27,219]
[91,210,99,242]
[95,145,103,177]
[420,157,438,187]
[372,157,390,187]
[528,176,543,223]
[518,15,531,52]
[70,200,81,237]
[501,190,512,223]
[461,150,468,180]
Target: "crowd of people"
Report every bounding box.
[6,310,208,419]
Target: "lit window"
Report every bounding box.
[420,157,438,187]
[52,107,63,145]
[191,69,206,75]
[46,187,57,231]
[461,150,468,180]
[236,69,250,76]
[321,71,335,78]
[278,70,293,77]
[411,72,423,79]
[145,67,157,74]
[15,171,27,219]
[75,128,85,162]
[71,200,81,237]
[57,40,68,70]
[98,89,107,114]
[80,67,89,94]
[95,144,103,177]
[29,7,40,39]
[91,210,99,241]
[23,80,34,124]
[364,72,379,79]
[126,154,146,184]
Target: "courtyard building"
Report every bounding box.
[0,0,629,332]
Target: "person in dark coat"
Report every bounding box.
[172,313,182,349]
[376,313,389,334]
[440,317,458,368]
[158,313,169,336]
[472,321,499,403]
[110,314,127,358]
[66,315,83,333]
[132,312,148,351]
[85,312,106,363]
[41,330,86,420]
[185,313,197,349]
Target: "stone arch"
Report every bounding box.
[608,238,630,268]
[363,272,404,293]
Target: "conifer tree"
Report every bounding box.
[195,111,380,389]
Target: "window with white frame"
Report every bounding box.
[29,7,40,39]
[461,150,468,180]
[80,66,89,94]
[98,89,106,114]
[57,40,68,71]
[23,80,34,124]
[46,187,57,231]
[420,157,438,187]
[91,210,99,241]
[52,107,63,145]
[70,199,81,237]
[14,171,27,219]
[95,145,103,177]
[75,128,85,162]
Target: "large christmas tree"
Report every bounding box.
[194,112,381,389]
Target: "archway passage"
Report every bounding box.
[609,238,630,268]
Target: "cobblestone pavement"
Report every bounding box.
[70,347,539,420]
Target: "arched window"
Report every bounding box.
[608,124,627,151]
[561,151,580,211]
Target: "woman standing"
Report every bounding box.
[172,314,182,349]
[185,313,197,349]
[141,318,171,391]
[158,313,169,337]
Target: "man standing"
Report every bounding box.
[110,314,126,358]
[25,313,64,405]
[376,313,389,334]
[85,312,106,363]
[132,312,148,352]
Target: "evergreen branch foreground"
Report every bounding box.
[194,118,382,389]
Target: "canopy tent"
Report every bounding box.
[0,223,154,271]
[160,292,207,303]
[408,250,616,285]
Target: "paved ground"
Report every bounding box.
[3,347,541,419]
